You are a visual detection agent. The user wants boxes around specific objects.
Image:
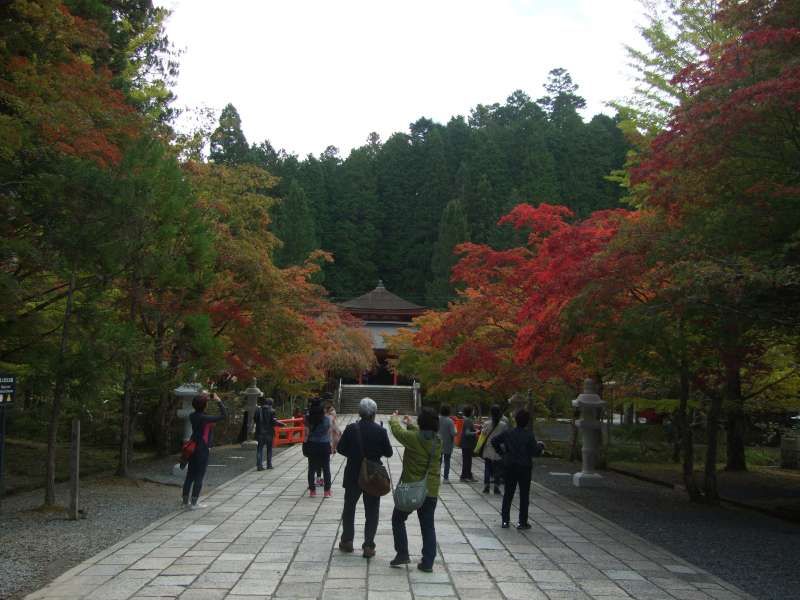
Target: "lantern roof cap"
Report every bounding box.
[572,379,606,408]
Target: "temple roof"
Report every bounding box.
[339,281,424,312]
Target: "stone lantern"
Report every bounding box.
[241,378,263,448]
[172,378,204,476]
[572,379,606,487]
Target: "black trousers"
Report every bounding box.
[307,448,331,491]
[341,485,380,548]
[501,463,532,525]
[182,448,209,501]
[460,446,473,479]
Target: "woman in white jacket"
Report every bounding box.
[480,405,508,494]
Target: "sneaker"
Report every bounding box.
[417,562,433,573]
[309,489,317,497]
[339,540,354,553]
[324,490,333,498]
[189,502,208,511]
[516,522,532,530]
[483,485,490,494]
[501,521,510,529]
[390,554,410,567]
[266,465,273,469]
[362,546,376,559]
[494,487,502,495]
[257,466,264,471]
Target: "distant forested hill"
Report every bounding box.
[210,69,629,306]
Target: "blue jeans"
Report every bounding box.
[441,453,452,480]
[392,496,438,568]
[484,459,502,486]
[256,436,273,468]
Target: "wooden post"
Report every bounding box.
[69,418,80,521]
[0,404,6,508]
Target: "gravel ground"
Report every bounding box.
[531,457,800,600]
[0,443,277,600]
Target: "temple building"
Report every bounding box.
[339,281,425,385]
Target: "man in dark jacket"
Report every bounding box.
[336,397,393,558]
[254,397,282,470]
[491,409,544,529]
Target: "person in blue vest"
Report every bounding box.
[254,397,282,470]
[305,398,332,497]
[182,392,227,509]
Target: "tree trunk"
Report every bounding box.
[117,291,137,476]
[117,365,133,476]
[671,408,681,464]
[678,360,701,502]
[724,359,747,471]
[624,403,634,425]
[152,320,171,457]
[703,392,722,505]
[569,411,580,462]
[44,273,76,506]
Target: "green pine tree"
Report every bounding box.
[273,179,318,267]
[426,199,470,307]
[209,103,251,165]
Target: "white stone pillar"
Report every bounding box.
[572,379,606,487]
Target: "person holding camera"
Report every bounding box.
[182,392,227,509]
[389,408,442,573]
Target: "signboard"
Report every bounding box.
[0,375,16,404]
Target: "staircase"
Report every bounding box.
[338,384,417,415]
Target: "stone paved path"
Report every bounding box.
[26,417,751,600]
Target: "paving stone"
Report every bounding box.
[366,593,411,600]
[176,590,227,600]
[496,581,549,600]
[23,419,755,600]
[191,572,241,589]
[325,578,367,590]
[410,583,456,597]
[228,579,277,596]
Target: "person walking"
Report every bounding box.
[337,398,393,558]
[491,409,544,529]
[389,407,442,573]
[325,400,341,455]
[182,392,227,509]
[254,397,282,470]
[438,405,456,482]
[305,398,333,497]
[459,406,477,482]
[480,405,508,495]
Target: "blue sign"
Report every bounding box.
[0,375,16,404]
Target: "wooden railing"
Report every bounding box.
[273,417,306,447]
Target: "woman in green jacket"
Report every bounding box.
[389,407,442,572]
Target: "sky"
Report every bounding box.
[156,0,646,158]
